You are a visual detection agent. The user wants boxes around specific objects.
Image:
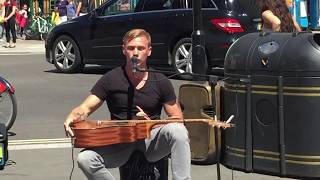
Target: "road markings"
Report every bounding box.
[0,52,44,56]
[8,138,72,150]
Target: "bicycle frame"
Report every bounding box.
[29,16,51,34]
[38,17,47,33]
[0,77,15,94]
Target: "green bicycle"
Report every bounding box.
[25,16,53,40]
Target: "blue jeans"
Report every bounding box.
[77,123,191,180]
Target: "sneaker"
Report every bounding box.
[2,44,9,48]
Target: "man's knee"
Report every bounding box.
[77,150,102,169]
[163,123,189,142]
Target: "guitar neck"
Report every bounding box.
[95,119,233,128]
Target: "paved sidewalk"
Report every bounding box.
[2,146,293,180]
[0,38,45,54]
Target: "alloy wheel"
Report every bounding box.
[54,40,76,70]
[174,42,193,73]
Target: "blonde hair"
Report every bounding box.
[122,29,151,47]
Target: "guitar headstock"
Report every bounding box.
[210,121,235,129]
[211,115,235,129]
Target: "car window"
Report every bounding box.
[228,0,260,18]
[184,0,259,18]
[101,0,140,16]
[184,0,218,9]
[142,0,183,11]
[219,0,260,18]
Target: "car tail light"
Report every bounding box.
[210,18,244,33]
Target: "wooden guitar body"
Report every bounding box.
[71,120,149,148]
[71,119,232,148]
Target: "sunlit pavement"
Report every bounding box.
[0,38,44,54]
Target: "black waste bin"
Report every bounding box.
[221,32,320,178]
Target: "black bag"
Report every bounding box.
[0,123,8,170]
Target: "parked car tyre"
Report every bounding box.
[52,35,83,73]
[172,38,193,74]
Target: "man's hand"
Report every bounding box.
[63,95,103,137]
[136,106,151,120]
[64,111,87,137]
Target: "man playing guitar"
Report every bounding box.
[64,28,191,180]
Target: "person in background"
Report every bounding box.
[76,0,94,16]
[18,4,28,38]
[0,3,5,39]
[55,0,68,24]
[261,0,301,32]
[66,0,77,20]
[64,28,191,180]
[119,0,130,12]
[1,0,17,48]
[0,3,2,17]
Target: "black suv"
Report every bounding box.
[45,0,260,74]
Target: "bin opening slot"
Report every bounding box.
[313,34,320,46]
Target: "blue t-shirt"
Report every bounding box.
[66,3,76,19]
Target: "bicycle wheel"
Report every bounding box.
[40,22,53,40]
[0,91,17,130]
[25,21,40,40]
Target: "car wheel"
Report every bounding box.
[172,38,193,74]
[52,35,83,73]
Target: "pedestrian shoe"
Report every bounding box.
[9,45,15,48]
[2,45,9,48]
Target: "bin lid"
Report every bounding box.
[224,32,320,76]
